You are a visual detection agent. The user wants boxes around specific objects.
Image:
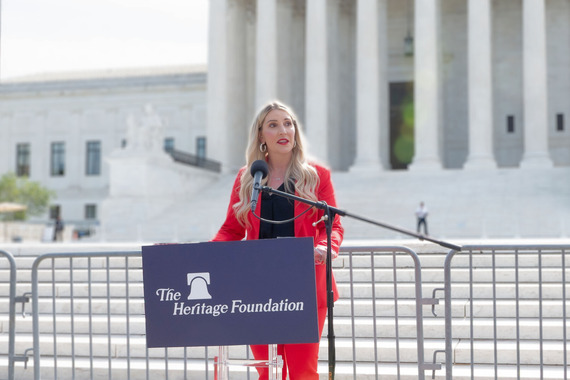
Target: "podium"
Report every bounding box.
[142,238,319,379]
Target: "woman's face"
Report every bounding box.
[259,109,296,159]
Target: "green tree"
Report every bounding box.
[0,173,55,221]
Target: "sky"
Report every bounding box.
[0,0,209,80]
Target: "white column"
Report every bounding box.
[255,0,278,109]
[206,0,248,173]
[206,0,230,171]
[464,0,496,169]
[408,0,442,171]
[305,0,328,162]
[520,0,553,168]
[350,0,384,172]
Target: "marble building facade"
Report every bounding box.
[0,67,208,229]
[207,0,570,172]
[0,0,569,239]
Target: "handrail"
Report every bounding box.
[168,149,221,172]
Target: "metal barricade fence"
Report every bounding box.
[0,250,17,380]
[337,246,440,380]
[14,243,570,379]
[26,246,438,380]
[29,251,254,380]
[443,245,570,380]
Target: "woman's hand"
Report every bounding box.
[314,244,340,264]
[314,245,328,264]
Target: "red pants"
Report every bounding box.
[250,307,328,380]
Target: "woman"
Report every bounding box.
[212,101,343,380]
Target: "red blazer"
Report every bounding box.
[212,163,343,308]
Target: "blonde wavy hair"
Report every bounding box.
[233,101,319,227]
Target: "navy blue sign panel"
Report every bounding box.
[142,237,319,348]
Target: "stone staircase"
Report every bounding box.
[0,242,569,379]
[92,167,570,244]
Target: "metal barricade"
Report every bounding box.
[30,251,227,380]
[338,246,440,379]
[25,246,441,380]
[18,243,570,379]
[0,250,17,380]
[443,244,570,380]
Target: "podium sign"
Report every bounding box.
[142,237,319,348]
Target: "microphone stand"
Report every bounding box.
[255,184,462,380]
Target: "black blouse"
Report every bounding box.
[258,182,295,239]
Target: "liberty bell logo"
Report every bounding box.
[187,272,212,300]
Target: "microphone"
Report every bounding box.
[250,160,269,210]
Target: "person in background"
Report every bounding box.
[415,201,429,235]
[212,101,344,380]
[53,215,64,242]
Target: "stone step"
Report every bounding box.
[2,249,564,272]
[0,279,566,309]
[3,332,567,368]
[0,295,145,314]
[3,314,568,348]
[2,286,566,321]
[0,356,441,380]
[452,339,570,366]
[0,269,144,283]
[339,252,568,269]
[2,249,564,265]
[329,317,570,341]
[338,282,568,300]
[2,294,568,321]
[2,266,566,287]
[9,279,565,301]
[0,254,142,268]
[2,354,568,380]
[338,299,570,319]
[435,364,569,380]
[334,267,569,283]
[2,333,440,363]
